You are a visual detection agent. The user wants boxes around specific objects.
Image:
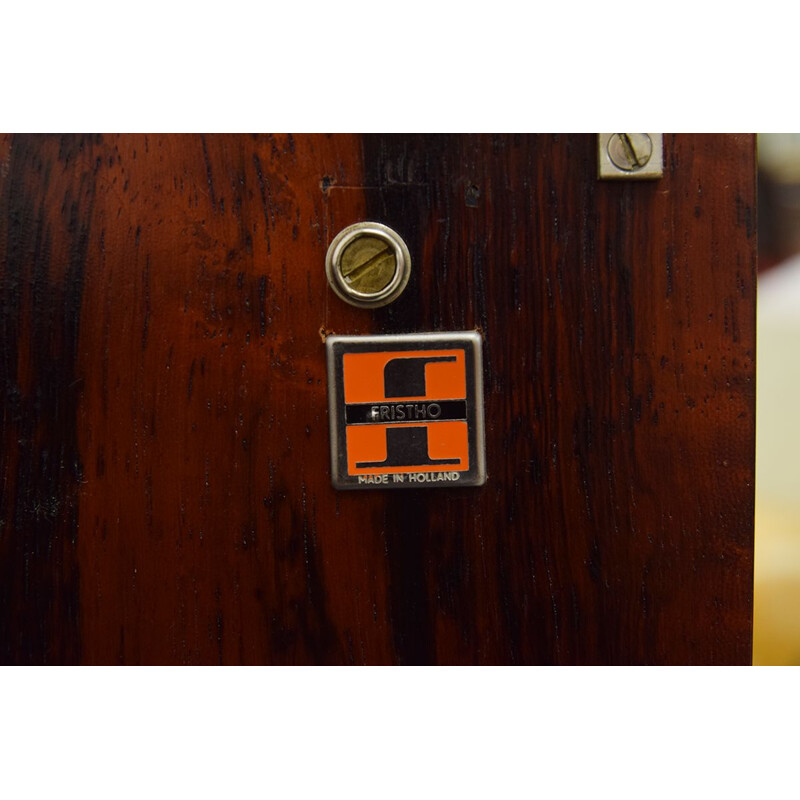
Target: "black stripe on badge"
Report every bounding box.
[345,399,468,426]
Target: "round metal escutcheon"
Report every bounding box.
[325,222,411,308]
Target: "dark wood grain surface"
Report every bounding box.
[0,134,756,664]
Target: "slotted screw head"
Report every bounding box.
[339,235,397,294]
[326,222,411,308]
[607,133,653,172]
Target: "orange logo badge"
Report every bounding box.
[326,333,486,489]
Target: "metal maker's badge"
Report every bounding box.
[326,332,486,489]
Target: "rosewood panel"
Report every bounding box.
[0,134,756,664]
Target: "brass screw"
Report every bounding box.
[339,234,397,294]
[607,133,653,172]
[326,222,411,308]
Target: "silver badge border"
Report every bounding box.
[326,331,487,490]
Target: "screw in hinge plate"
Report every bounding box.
[598,133,663,180]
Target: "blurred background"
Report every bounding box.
[754,133,800,664]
